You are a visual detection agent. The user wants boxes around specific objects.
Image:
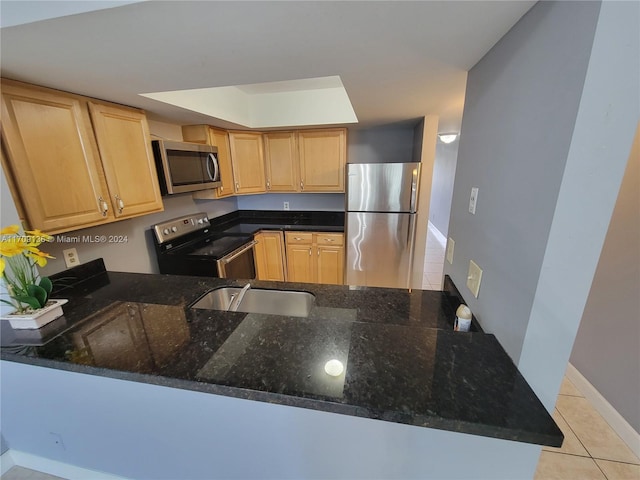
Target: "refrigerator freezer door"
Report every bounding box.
[346,212,416,289]
[347,163,420,213]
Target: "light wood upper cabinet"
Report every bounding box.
[88,101,163,218]
[1,80,112,233]
[0,79,164,234]
[228,132,266,194]
[263,132,299,192]
[298,129,346,192]
[254,231,286,281]
[182,125,235,199]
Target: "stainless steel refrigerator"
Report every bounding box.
[346,162,421,289]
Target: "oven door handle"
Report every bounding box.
[220,241,257,264]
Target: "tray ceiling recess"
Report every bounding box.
[140,76,358,129]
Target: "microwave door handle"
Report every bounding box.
[206,153,219,182]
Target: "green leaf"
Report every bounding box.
[14,295,42,310]
[0,299,18,308]
[39,277,53,295]
[27,284,47,308]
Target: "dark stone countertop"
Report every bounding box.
[207,210,345,235]
[0,260,562,448]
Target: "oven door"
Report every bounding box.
[217,241,257,279]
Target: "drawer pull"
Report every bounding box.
[294,237,303,241]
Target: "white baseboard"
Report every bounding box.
[566,362,640,459]
[427,221,447,246]
[1,450,16,475]
[2,450,127,479]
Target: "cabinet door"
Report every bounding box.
[228,132,266,194]
[264,132,299,192]
[209,128,235,198]
[88,102,163,218]
[298,129,346,192]
[315,233,345,285]
[254,231,286,281]
[286,244,315,283]
[1,80,112,233]
[316,245,344,285]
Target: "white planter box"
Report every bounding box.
[1,299,68,329]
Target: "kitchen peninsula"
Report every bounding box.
[1,260,562,479]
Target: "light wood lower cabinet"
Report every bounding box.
[0,79,164,234]
[285,231,344,285]
[254,231,286,281]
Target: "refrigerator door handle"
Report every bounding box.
[410,166,419,213]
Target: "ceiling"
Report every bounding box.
[0,1,536,132]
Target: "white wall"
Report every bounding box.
[1,361,542,480]
[518,0,639,411]
[569,126,640,433]
[429,138,459,237]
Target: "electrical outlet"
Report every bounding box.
[469,187,479,214]
[63,248,79,268]
[283,201,290,211]
[446,238,455,264]
[467,260,483,298]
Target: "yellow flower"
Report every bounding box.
[0,225,20,236]
[25,229,54,243]
[0,257,4,277]
[26,249,55,267]
[0,239,27,257]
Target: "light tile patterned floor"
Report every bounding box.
[535,376,640,479]
[422,223,446,290]
[1,465,65,480]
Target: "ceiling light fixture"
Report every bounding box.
[438,133,458,144]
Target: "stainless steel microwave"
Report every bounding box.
[152,140,221,195]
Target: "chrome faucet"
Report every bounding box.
[228,283,251,312]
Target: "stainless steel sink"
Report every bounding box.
[191,287,315,318]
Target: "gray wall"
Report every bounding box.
[347,123,417,164]
[236,193,344,211]
[445,1,601,362]
[1,433,8,455]
[428,138,459,236]
[570,127,640,432]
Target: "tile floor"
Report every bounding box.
[534,375,640,480]
[1,466,64,480]
[422,223,446,290]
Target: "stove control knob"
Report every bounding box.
[163,228,170,235]
[204,217,209,222]
[171,226,178,233]
[197,219,204,225]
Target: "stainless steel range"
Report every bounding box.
[152,213,256,279]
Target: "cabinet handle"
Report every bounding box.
[317,249,320,256]
[309,248,312,256]
[324,238,335,242]
[98,196,108,216]
[294,237,303,241]
[115,195,125,214]
[300,181,304,190]
[266,180,271,190]
[220,186,224,192]
[235,182,240,191]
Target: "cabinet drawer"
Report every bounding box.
[315,233,344,246]
[285,232,313,244]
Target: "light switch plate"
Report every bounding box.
[467,260,483,298]
[63,248,79,268]
[469,187,478,214]
[446,238,455,264]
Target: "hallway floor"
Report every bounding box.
[534,375,639,479]
[422,223,446,290]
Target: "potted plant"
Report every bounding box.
[0,224,67,329]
